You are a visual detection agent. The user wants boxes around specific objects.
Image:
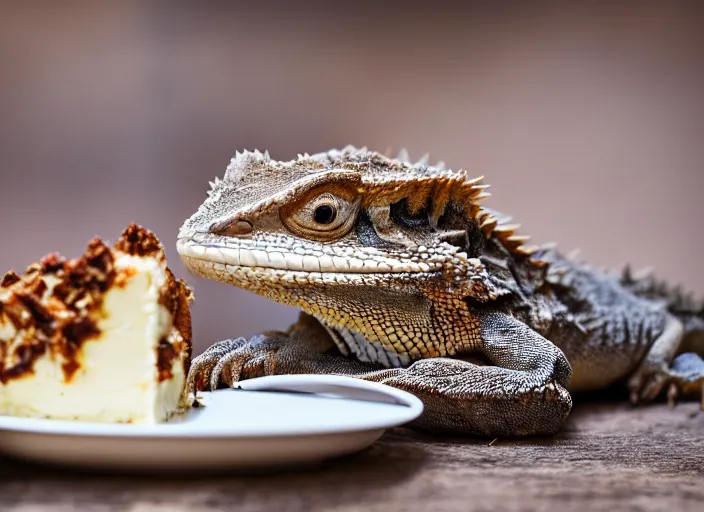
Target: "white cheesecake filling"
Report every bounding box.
[0,254,186,424]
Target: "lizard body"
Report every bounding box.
[177,147,704,436]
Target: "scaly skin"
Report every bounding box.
[177,147,704,437]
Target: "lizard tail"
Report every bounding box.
[620,266,704,352]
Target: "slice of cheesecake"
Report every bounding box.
[0,224,193,423]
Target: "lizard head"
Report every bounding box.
[178,147,540,365]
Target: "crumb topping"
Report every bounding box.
[1,271,20,289]
[0,225,193,385]
[114,223,163,258]
[40,253,67,274]
[0,240,114,383]
[51,239,116,310]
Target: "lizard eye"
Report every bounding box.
[313,204,336,224]
[281,187,360,241]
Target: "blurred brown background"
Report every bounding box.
[1,1,702,354]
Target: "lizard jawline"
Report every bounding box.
[177,240,441,275]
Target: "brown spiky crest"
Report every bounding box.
[216,146,538,257]
[348,146,538,257]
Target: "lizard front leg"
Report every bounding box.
[358,310,573,437]
[187,311,572,437]
[186,313,384,396]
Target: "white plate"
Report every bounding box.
[0,375,423,471]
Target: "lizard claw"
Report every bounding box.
[215,334,282,387]
[629,352,704,407]
[628,362,668,404]
[185,334,289,401]
[186,338,248,397]
[667,382,679,408]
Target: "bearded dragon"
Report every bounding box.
[177,147,704,437]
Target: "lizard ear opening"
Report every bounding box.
[280,184,361,242]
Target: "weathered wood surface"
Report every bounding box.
[1,400,702,512]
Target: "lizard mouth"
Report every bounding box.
[176,238,444,274]
[176,238,442,275]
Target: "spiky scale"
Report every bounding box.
[480,216,498,230]
[396,148,410,163]
[507,235,532,243]
[567,248,582,262]
[463,175,485,187]
[494,224,521,234]
[517,245,540,256]
[430,179,453,226]
[417,153,430,166]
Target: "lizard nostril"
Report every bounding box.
[211,219,253,237]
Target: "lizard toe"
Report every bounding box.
[207,334,286,388]
[628,352,704,407]
[639,372,668,403]
[210,348,244,390]
[627,360,667,405]
[185,337,247,394]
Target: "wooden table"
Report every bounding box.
[1,400,702,511]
